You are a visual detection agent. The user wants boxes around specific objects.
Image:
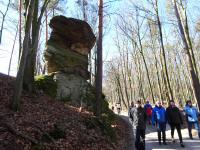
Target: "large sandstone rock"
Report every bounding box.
[54,72,88,102]
[44,16,95,102]
[49,15,96,55]
[44,44,88,74]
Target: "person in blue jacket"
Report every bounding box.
[184,100,200,139]
[152,100,167,145]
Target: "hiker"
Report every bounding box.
[144,100,153,125]
[130,100,147,150]
[128,101,135,123]
[184,100,200,139]
[166,100,184,147]
[116,103,121,115]
[152,100,167,145]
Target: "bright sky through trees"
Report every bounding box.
[0,0,199,76]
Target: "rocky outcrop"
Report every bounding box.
[48,15,95,55]
[44,16,95,102]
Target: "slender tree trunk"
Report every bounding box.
[148,20,163,101]
[18,0,22,66]
[155,0,174,101]
[177,65,186,101]
[23,0,50,92]
[83,0,87,21]
[127,62,133,103]
[120,62,130,107]
[136,54,145,100]
[8,23,19,75]
[155,53,163,100]
[95,0,103,116]
[12,0,35,111]
[136,9,155,103]
[115,70,128,109]
[130,43,145,100]
[0,0,11,44]
[173,0,200,109]
[118,46,130,107]
[180,5,199,78]
[45,10,48,43]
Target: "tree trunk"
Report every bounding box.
[115,70,128,109]
[23,0,50,92]
[8,23,18,75]
[136,9,155,103]
[45,9,48,43]
[148,20,163,101]
[95,0,103,116]
[0,0,11,44]
[173,0,200,109]
[12,0,35,111]
[181,6,199,78]
[83,0,87,21]
[155,0,174,101]
[18,0,22,66]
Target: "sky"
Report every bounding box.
[0,0,199,76]
[0,0,122,76]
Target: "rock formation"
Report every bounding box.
[44,15,95,102]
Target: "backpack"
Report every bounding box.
[146,107,152,116]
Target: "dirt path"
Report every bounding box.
[145,124,200,150]
[118,111,200,150]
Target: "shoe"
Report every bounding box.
[159,141,161,145]
[180,143,185,148]
[172,138,175,143]
[163,142,167,145]
[190,136,193,140]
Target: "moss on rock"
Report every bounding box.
[35,74,57,98]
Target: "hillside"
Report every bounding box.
[0,73,132,150]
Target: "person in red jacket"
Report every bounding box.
[144,100,153,125]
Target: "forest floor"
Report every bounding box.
[120,111,200,150]
[0,73,132,150]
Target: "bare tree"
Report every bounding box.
[95,0,103,116]
[8,23,18,75]
[0,0,11,44]
[172,0,200,109]
[23,0,50,92]
[12,0,35,111]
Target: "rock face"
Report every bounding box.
[44,16,95,102]
[49,15,95,55]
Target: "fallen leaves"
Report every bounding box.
[0,73,131,150]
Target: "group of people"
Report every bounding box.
[129,99,200,150]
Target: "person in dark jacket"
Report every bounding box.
[128,101,135,123]
[131,100,147,150]
[184,100,200,139]
[152,100,167,145]
[166,100,184,147]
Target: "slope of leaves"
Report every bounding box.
[0,73,131,150]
